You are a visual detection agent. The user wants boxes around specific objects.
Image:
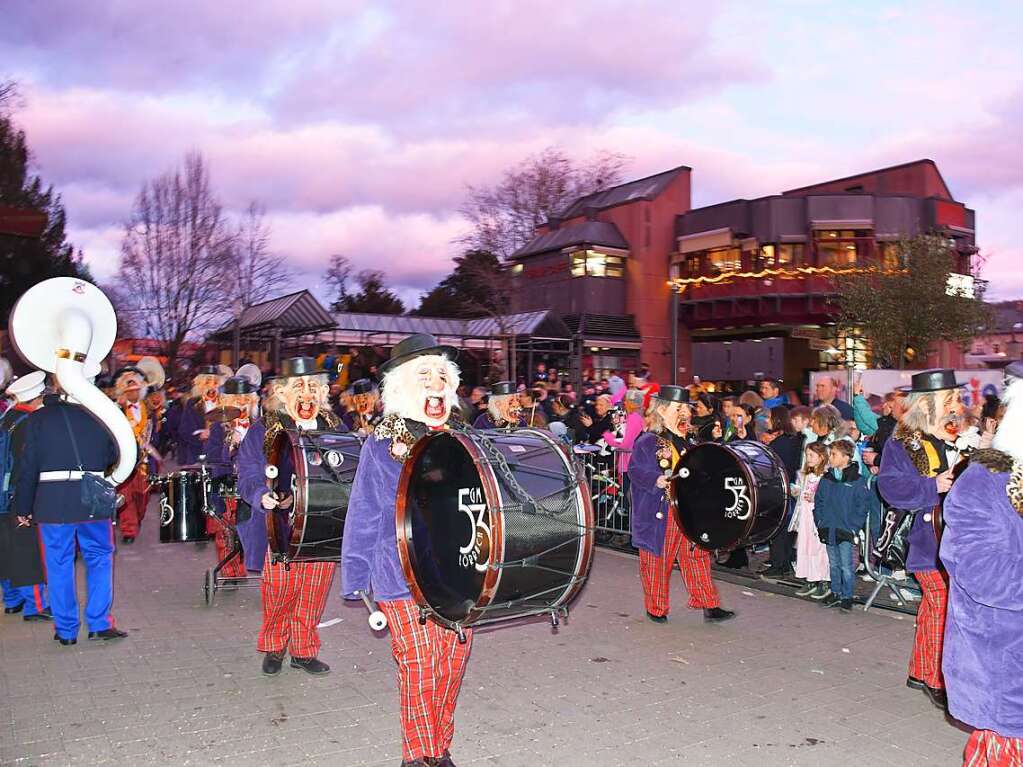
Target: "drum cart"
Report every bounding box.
[202,478,261,607]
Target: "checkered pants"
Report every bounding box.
[639,510,720,616]
[207,499,246,579]
[257,552,335,658]
[378,599,473,762]
[117,466,148,538]
[909,568,948,689]
[964,730,1023,767]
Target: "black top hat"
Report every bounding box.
[897,368,964,394]
[489,381,516,397]
[113,366,143,382]
[653,385,690,404]
[378,333,458,375]
[220,376,257,395]
[279,356,321,379]
[350,378,376,395]
[195,364,221,377]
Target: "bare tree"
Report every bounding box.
[0,80,18,115]
[323,253,353,311]
[117,151,234,377]
[230,201,292,308]
[458,147,629,259]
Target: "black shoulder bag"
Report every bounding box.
[59,408,117,520]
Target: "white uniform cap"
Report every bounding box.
[5,370,46,403]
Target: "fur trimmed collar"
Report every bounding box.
[893,424,933,477]
[970,448,1015,474]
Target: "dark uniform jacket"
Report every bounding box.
[0,406,45,585]
[14,394,118,524]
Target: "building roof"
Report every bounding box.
[782,159,953,201]
[559,165,690,220]
[208,290,336,341]
[512,220,628,259]
[323,309,571,341]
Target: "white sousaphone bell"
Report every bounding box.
[9,277,137,485]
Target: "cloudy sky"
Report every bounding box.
[3,0,1021,306]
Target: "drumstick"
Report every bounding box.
[355,590,388,630]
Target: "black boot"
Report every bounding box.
[703,607,735,623]
[922,684,947,710]
[290,656,331,675]
[262,651,285,676]
[646,611,668,623]
[53,632,77,646]
[88,627,128,640]
[436,752,457,767]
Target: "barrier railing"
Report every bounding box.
[574,446,632,541]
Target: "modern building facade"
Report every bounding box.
[512,159,980,386]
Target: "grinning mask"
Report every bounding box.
[274,374,327,424]
[381,354,460,428]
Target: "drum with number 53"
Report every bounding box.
[397,428,594,632]
[673,440,789,552]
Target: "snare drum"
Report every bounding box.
[397,428,594,632]
[672,441,789,552]
[154,470,214,543]
[267,429,363,562]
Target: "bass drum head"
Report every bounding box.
[400,433,493,625]
[674,441,785,551]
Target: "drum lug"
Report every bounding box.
[455,625,467,644]
[418,607,429,625]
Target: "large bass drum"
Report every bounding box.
[397,428,594,632]
[267,429,363,562]
[154,470,214,543]
[673,441,789,552]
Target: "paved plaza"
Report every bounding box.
[1,518,970,766]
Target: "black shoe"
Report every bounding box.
[400,761,430,767]
[53,632,77,646]
[290,656,331,675]
[435,752,457,767]
[839,599,853,612]
[821,593,840,607]
[906,676,926,691]
[88,627,128,640]
[703,607,735,623]
[759,567,789,582]
[922,684,947,710]
[262,651,285,676]
[24,608,52,622]
[4,602,24,615]
[646,611,668,623]
[122,536,135,545]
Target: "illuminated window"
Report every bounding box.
[705,247,742,275]
[756,244,775,271]
[879,243,903,270]
[815,230,871,267]
[777,243,803,268]
[511,263,524,275]
[570,250,625,278]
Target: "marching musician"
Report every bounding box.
[877,369,965,710]
[176,364,229,466]
[472,381,524,429]
[0,372,50,621]
[342,333,467,767]
[941,375,1023,765]
[628,385,735,624]
[236,357,341,677]
[343,378,382,435]
[202,376,258,582]
[113,366,158,544]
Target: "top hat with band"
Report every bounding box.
[378,334,458,375]
[653,385,690,404]
[897,369,964,394]
[489,381,516,397]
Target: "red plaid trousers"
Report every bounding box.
[257,552,335,658]
[965,730,1023,767]
[378,599,472,762]
[117,466,148,538]
[206,499,246,579]
[639,509,720,616]
[909,568,948,689]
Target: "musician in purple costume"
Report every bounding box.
[941,375,1023,766]
[877,369,964,710]
[175,365,229,466]
[471,381,524,429]
[342,334,467,767]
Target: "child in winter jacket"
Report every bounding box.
[813,439,871,611]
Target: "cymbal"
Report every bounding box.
[204,406,241,423]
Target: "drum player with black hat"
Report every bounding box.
[236,356,342,676]
[0,371,51,621]
[342,333,468,767]
[344,377,382,435]
[877,368,966,710]
[472,380,524,429]
[628,385,735,624]
[175,363,231,466]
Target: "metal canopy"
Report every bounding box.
[207,290,336,341]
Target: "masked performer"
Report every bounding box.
[202,376,258,581]
[940,377,1023,766]
[343,378,382,435]
[236,357,341,677]
[342,334,466,767]
[472,381,524,429]
[628,385,735,624]
[113,366,159,544]
[878,369,965,710]
[176,365,230,466]
[0,372,50,621]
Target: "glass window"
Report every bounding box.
[705,247,742,276]
[570,250,625,278]
[879,242,903,270]
[571,252,586,277]
[777,243,803,268]
[755,245,774,272]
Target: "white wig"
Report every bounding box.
[487,393,518,422]
[381,354,461,421]
[992,378,1023,462]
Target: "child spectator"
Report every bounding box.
[793,442,831,599]
[813,439,870,612]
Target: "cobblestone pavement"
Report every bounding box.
[1,511,969,766]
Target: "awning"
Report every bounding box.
[677,227,732,255]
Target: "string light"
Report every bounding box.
[666,264,906,291]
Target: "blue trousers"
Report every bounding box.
[38,521,115,639]
[1,579,48,616]
[826,540,855,600]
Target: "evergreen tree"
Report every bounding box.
[339,270,405,314]
[413,250,504,318]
